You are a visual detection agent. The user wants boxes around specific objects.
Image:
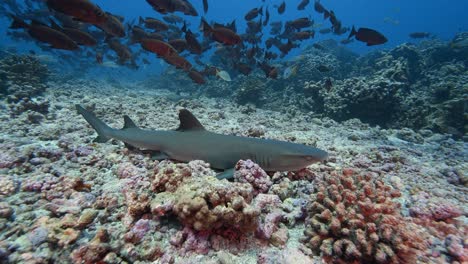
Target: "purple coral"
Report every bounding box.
[234,159,272,194]
[409,192,462,222]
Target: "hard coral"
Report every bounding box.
[152,160,196,192]
[172,176,260,232]
[0,54,49,99]
[234,159,272,195]
[151,160,260,232]
[302,169,426,263]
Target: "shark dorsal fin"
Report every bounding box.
[123,115,138,129]
[177,109,205,131]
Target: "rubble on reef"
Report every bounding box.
[0,80,466,263]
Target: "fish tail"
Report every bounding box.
[76,105,113,143]
[9,15,28,29]
[200,17,212,35]
[348,25,356,39]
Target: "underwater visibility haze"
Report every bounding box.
[0,0,467,263]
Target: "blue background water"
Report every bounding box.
[1,0,467,78]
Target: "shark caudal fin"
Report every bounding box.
[76,105,113,143]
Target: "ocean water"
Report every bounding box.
[0,0,467,263]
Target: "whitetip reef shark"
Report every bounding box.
[76,105,328,179]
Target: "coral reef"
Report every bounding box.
[0,54,49,101]
[302,168,427,263]
[151,161,260,232]
[0,72,466,263]
[234,159,273,195]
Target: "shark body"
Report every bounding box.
[76,105,328,179]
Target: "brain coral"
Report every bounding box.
[302,169,426,263]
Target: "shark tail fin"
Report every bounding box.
[76,105,113,143]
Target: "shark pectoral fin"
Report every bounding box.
[124,142,137,150]
[93,135,110,143]
[216,168,235,180]
[151,152,170,161]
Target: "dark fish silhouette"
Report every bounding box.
[140,38,178,58]
[139,16,169,31]
[9,17,79,50]
[185,29,203,54]
[245,7,262,21]
[97,12,125,37]
[277,1,286,14]
[46,0,107,25]
[168,38,187,52]
[188,69,206,84]
[146,0,198,16]
[409,32,431,39]
[164,54,192,71]
[203,0,208,14]
[297,0,310,10]
[348,26,387,46]
[49,19,97,46]
[263,7,270,26]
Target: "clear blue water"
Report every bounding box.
[2,0,467,60]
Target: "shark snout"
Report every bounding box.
[305,148,328,162]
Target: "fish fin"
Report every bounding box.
[31,19,47,27]
[76,105,113,143]
[123,115,138,129]
[151,152,170,160]
[9,15,28,29]
[216,168,235,180]
[348,25,356,39]
[49,19,62,31]
[124,142,137,150]
[176,109,205,131]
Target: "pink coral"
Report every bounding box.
[234,159,272,194]
[302,168,427,263]
[152,160,193,192]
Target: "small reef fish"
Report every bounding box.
[76,105,328,179]
[216,69,231,81]
[283,64,298,79]
[245,7,262,21]
[277,1,286,14]
[409,32,431,39]
[348,26,387,46]
[297,0,310,10]
[188,69,206,84]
